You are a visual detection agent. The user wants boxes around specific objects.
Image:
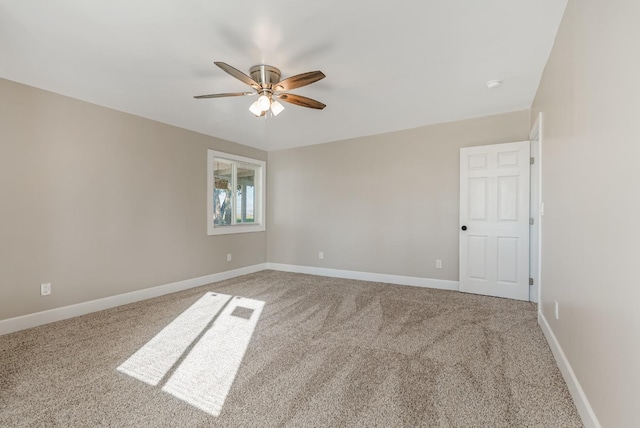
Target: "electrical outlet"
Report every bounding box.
[554,300,559,320]
[41,283,51,296]
[436,259,443,269]
[319,251,324,260]
[227,253,232,262]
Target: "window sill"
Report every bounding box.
[207,224,265,236]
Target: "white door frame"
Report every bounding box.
[529,113,543,304]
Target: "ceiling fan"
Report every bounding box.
[194,62,326,117]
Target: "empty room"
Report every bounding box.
[1,1,638,427]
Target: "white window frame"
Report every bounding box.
[207,150,266,235]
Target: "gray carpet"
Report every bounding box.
[0,270,582,427]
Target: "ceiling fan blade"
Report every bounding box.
[214,62,260,89]
[194,92,254,99]
[274,71,325,91]
[277,93,326,110]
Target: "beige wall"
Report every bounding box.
[267,110,529,279]
[0,78,267,320]
[531,1,640,426]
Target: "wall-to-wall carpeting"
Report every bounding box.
[0,271,581,427]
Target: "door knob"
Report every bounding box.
[461,225,467,231]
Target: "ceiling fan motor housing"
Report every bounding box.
[249,65,281,90]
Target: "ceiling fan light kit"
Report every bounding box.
[195,62,326,118]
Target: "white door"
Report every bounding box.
[459,141,530,301]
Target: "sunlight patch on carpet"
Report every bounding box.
[162,296,264,416]
[117,292,263,416]
[117,292,232,386]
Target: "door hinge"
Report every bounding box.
[529,217,534,225]
[530,157,535,165]
[529,278,534,286]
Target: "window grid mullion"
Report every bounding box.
[231,162,237,225]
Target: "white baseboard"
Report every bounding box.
[266,263,459,291]
[538,311,601,428]
[1,263,457,336]
[0,263,268,336]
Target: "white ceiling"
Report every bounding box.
[0,1,567,151]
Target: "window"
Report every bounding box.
[207,150,265,235]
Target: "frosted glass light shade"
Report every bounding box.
[249,101,263,116]
[271,100,284,116]
[257,95,270,111]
